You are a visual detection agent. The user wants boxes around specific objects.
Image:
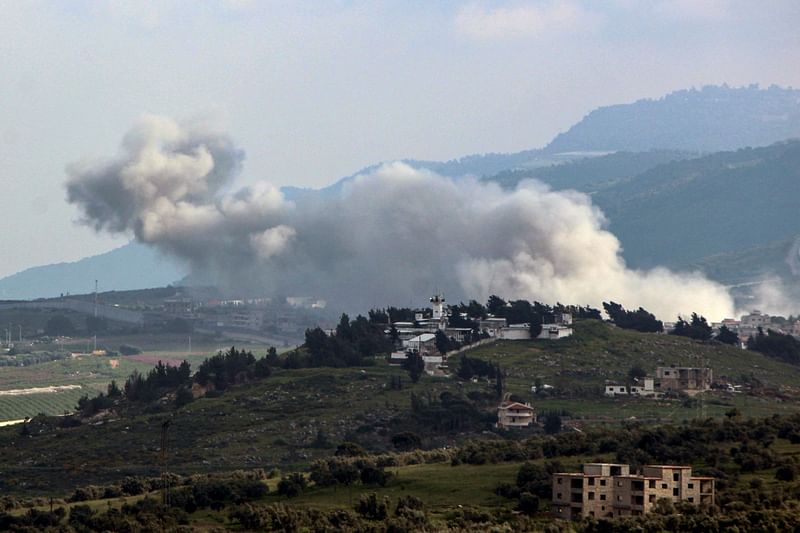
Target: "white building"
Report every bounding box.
[430,294,446,320]
[500,323,532,340]
[538,324,573,340]
[497,401,537,428]
[402,333,437,355]
[554,313,573,325]
[630,377,661,398]
[604,384,629,397]
[739,310,771,339]
[479,317,508,337]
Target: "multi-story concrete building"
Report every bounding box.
[654,367,712,394]
[496,400,536,429]
[552,463,714,520]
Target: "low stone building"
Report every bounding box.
[538,324,573,340]
[552,463,714,520]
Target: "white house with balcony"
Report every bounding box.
[497,400,537,428]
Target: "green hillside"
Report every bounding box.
[485,140,800,278]
[469,320,800,389]
[2,320,800,498]
[486,150,694,192]
[593,140,800,270]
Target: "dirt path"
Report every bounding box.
[0,384,82,396]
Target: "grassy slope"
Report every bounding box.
[0,333,279,421]
[467,320,800,422]
[0,364,462,495]
[15,439,800,530]
[469,320,800,389]
[3,320,800,496]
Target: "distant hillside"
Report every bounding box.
[281,149,582,201]
[546,85,800,154]
[591,140,800,271]
[689,239,796,286]
[483,141,800,283]
[485,150,695,192]
[0,242,186,300]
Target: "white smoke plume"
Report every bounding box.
[747,279,800,318]
[66,115,736,320]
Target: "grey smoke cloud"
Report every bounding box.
[66,115,735,320]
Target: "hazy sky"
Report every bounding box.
[1,0,799,279]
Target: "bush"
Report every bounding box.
[360,465,392,487]
[118,344,142,356]
[175,387,194,407]
[776,464,797,481]
[354,493,389,520]
[391,432,422,451]
[517,492,539,515]
[277,473,307,498]
[336,441,367,457]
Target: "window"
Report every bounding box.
[617,481,622,487]
[688,497,694,503]
[617,496,622,501]
[649,480,656,489]
[557,493,562,499]
[649,495,655,503]
[588,492,595,500]
[600,479,607,486]
[588,478,595,486]
[673,488,679,496]
[557,478,562,484]
[673,473,680,482]
[600,494,606,501]
[661,483,668,489]
[688,483,694,489]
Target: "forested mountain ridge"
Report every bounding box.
[593,140,800,270]
[546,84,800,153]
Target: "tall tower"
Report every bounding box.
[430,293,446,320]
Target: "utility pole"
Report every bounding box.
[160,420,171,506]
[94,280,98,317]
[19,325,22,343]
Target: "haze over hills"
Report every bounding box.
[593,140,800,273]
[482,140,800,282]
[4,85,800,305]
[546,84,800,153]
[0,242,185,300]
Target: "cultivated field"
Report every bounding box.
[0,333,283,422]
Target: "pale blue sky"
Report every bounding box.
[1,0,799,278]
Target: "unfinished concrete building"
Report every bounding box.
[655,366,712,393]
[552,463,714,520]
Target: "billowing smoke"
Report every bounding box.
[67,115,735,320]
[747,279,800,318]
